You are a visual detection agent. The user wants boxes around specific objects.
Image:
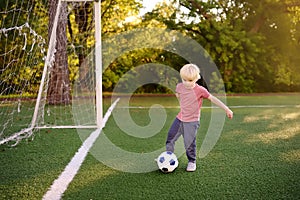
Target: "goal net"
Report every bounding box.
[0,0,103,145]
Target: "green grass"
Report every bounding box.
[0,94,299,199]
[0,130,83,199]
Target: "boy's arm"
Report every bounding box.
[208,95,233,119]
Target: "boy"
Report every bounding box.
[166,64,233,172]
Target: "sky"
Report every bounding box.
[140,0,165,15]
[140,0,195,23]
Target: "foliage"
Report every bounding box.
[145,0,300,93]
[0,0,47,95]
[1,0,299,94]
[241,0,300,92]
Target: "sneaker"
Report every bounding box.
[186,162,196,172]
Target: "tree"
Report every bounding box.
[2,0,298,95]
[143,0,264,92]
[66,2,94,92]
[0,0,48,95]
[146,0,300,92]
[242,0,300,91]
[47,0,70,104]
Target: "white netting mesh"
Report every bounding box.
[0,0,97,145]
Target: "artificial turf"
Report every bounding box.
[0,94,299,199]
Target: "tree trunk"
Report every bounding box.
[249,14,266,33]
[75,2,92,92]
[47,0,71,105]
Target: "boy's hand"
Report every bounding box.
[226,109,233,119]
[208,95,233,119]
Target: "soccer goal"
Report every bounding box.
[0,0,105,145]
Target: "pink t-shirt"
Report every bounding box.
[176,83,210,122]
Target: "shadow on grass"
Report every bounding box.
[1,95,299,199]
[64,105,299,199]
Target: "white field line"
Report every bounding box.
[118,105,300,109]
[42,102,297,199]
[42,98,120,200]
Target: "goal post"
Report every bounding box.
[32,0,103,130]
[30,0,65,132]
[94,0,103,128]
[0,0,105,145]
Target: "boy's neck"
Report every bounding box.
[183,82,196,89]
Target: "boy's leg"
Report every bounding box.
[182,121,199,163]
[166,118,182,152]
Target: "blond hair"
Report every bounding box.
[180,64,200,82]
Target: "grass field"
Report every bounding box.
[0,94,299,199]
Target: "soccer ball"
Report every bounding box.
[156,151,179,173]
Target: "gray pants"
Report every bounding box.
[166,118,199,163]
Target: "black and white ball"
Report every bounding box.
[156,151,178,173]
